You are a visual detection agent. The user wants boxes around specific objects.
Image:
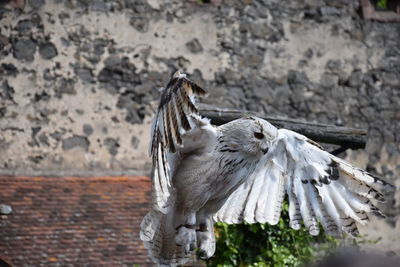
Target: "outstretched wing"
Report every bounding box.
[150,71,212,213]
[214,128,395,236]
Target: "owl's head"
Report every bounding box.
[219,117,277,157]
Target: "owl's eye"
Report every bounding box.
[254,132,264,139]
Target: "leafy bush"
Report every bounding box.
[205,202,340,267]
[376,0,388,9]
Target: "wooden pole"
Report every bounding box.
[198,105,367,150]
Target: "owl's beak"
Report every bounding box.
[262,147,269,154]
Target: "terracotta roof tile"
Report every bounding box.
[0,176,153,266]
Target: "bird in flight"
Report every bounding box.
[140,71,394,266]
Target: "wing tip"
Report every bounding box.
[173,70,187,79]
[172,70,208,96]
[309,227,320,236]
[267,218,280,225]
[290,221,301,230]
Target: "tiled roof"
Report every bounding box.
[0,176,153,266]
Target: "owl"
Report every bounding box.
[140,71,394,266]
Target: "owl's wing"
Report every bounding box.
[150,71,216,213]
[214,128,395,236]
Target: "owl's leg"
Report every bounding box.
[196,215,215,259]
[175,213,197,254]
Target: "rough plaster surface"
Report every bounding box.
[0,0,399,255]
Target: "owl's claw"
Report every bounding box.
[196,221,216,259]
[175,225,197,253]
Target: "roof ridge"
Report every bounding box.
[0,175,151,182]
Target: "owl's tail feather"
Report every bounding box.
[140,209,191,266]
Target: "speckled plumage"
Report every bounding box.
[140,71,395,266]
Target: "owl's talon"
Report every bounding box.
[196,219,215,259]
[175,225,197,252]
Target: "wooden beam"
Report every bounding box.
[198,105,367,149]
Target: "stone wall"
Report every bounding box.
[0,0,399,253]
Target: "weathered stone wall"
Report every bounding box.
[0,0,399,253]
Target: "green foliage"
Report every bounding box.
[197,0,211,4]
[376,0,388,9]
[205,202,340,267]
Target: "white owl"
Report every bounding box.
[140,71,394,266]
